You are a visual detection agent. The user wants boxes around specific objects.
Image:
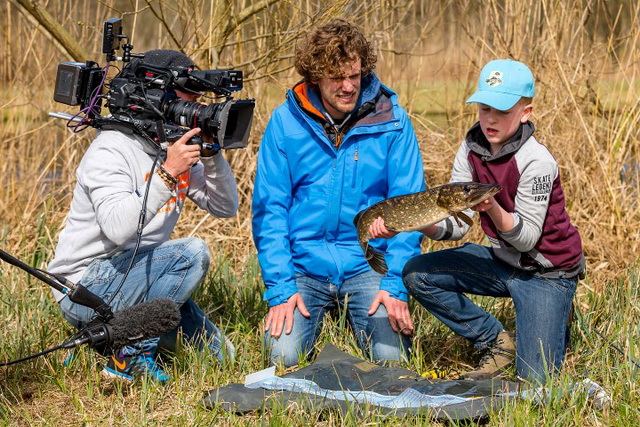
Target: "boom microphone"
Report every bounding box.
[62,298,181,354]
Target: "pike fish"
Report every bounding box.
[354,182,502,275]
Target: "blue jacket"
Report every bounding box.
[252,73,425,306]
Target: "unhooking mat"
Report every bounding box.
[202,343,521,420]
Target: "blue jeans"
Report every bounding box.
[403,243,577,384]
[59,237,234,361]
[265,270,411,367]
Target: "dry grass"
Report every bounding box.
[1,0,639,425]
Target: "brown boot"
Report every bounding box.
[461,331,516,380]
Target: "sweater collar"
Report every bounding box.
[465,121,536,161]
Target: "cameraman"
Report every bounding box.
[48,50,236,383]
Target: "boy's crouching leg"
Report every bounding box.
[402,254,439,307]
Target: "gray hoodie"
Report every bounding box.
[48,130,238,301]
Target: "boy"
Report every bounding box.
[369,59,585,383]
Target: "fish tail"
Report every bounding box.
[365,244,388,275]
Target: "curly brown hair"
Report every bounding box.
[295,19,377,83]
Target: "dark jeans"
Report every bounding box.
[403,243,577,383]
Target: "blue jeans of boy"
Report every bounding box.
[265,269,411,367]
[59,237,234,361]
[403,243,577,384]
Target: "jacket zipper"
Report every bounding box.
[352,144,359,188]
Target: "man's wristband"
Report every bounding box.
[157,164,178,189]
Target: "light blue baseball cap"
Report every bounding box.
[466,59,535,111]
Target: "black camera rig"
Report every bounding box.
[51,18,254,153]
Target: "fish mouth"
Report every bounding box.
[436,182,503,211]
[466,183,502,205]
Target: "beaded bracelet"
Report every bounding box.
[156,165,178,189]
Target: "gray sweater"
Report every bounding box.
[48,130,238,301]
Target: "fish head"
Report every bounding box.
[436,182,503,211]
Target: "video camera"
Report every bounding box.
[51,18,255,154]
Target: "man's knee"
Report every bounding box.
[181,237,210,271]
[265,334,310,367]
[269,348,302,367]
[364,315,411,363]
[371,340,411,363]
[170,237,210,290]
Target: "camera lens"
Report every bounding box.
[163,98,254,150]
[164,99,215,136]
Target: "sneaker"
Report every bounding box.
[461,331,516,380]
[101,351,171,384]
[62,350,77,367]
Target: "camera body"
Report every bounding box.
[51,18,254,152]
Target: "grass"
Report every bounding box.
[1,255,639,425]
[2,0,640,425]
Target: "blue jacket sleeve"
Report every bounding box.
[378,110,426,301]
[251,113,299,306]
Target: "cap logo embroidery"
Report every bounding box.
[485,71,503,87]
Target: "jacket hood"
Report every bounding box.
[465,121,536,161]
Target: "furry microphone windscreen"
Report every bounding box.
[109,298,181,349]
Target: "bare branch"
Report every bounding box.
[220,0,281,46]
[10,0,90,61]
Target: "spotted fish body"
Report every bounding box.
[354,182,503,275]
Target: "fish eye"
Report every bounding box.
[464,185,471,192]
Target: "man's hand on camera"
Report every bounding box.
[162,127,202,177]
[199,133,219,158]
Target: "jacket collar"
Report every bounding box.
[292,73,382,123]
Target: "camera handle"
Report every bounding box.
[160,123,221,156]
[191,138,220,157]
[121,42,134,63]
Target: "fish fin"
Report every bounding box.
[353,208,367,227]
[457,211,474,227]
[451,211,473,228]
[365,244,388,275]
[451,212,463,227]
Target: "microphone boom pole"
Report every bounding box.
[0,248,113,319]
[0,248,67,293]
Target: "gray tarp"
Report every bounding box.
[202,343,521,420]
